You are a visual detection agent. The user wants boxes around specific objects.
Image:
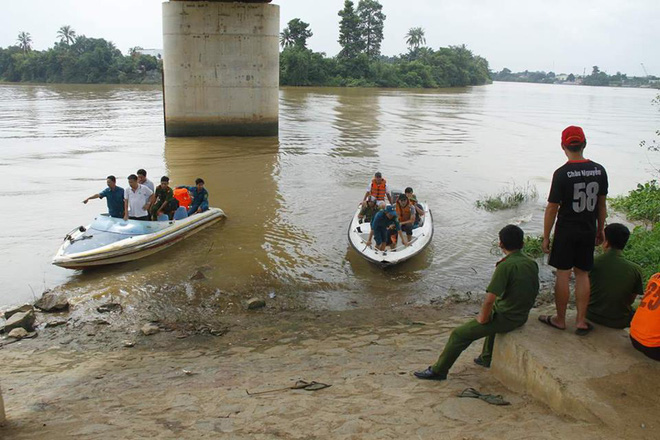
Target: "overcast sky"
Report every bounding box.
[2,0,657,76]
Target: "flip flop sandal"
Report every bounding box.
[458,388,511,406]
[575,322,594,336]
[538,315,565,330]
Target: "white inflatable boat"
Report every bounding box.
[347,201,433,267]
[52,208,225,269]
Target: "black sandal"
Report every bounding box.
[538,315,565,330]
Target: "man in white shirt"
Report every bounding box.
[137,169,155,192]
[124,174,153,221]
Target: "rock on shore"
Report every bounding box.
[34,291,69,312]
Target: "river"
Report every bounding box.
[0,82,658,310]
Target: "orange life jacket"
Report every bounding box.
[370,178,387,201]
[396,201,414,222]
[631,273,660,347]
[173,188,192,209]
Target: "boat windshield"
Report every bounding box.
[89,215,172,236]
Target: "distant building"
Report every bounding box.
[555,74,569,82]
[138,49,163,59]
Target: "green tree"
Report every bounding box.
[357,0,386,58]
[280,19,313,49]
[338,0,363,59]
[17,32,32,54]
[57,25,76,45]
[405,27,426,51]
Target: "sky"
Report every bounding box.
[2,0,658,76]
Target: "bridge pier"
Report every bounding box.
[162,1,279,137]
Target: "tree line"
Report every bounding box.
[279,0,491,88]
[1,27,162,84]
[492,66,658,88]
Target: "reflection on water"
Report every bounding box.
[1,82,659,310]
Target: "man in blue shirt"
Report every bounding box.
[366,205,409,251]
[83,175,124,218]
[176,178,209,216]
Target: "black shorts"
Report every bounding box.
[548,227,596,271]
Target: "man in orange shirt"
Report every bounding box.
[630,274,660,361]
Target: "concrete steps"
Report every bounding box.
[492,310,660,438]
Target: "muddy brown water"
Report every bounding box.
[0,82,658,311]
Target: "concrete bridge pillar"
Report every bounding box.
[162,1,279,137]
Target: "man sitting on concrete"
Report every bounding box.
[414,225,539,381]
[630,274,660,361]
[587,223,644,329]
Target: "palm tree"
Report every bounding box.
[279,28,294,49]
[17,32,32,54]
[405,27,426,51]
[57,25,77,45]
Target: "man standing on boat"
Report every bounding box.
[123,174,153,221]
[364,172,392,204]
[137,169,155,192]
[82,175,124,218]
[176,178,209,216]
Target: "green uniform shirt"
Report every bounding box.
[359,204,379,222]
[487,251,540,324]
[588,250,644,328]
[154,186,174,208]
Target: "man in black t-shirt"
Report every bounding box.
[540,126,608,336]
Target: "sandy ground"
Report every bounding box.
[0,304,625,440]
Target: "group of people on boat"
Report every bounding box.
[359,172,425,251]
[82,169,209,221]
[413,126,659,383]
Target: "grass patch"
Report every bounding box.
[490,234,546,259]
[610,180,660,224]
[476,183,538,212]
[623,224,660,281]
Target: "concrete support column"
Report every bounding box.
[163,1,280,137]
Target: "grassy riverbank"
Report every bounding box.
[610,180,660,279]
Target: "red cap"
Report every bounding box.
[562,126,586,147]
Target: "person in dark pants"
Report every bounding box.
[630,274,660,361]
[176,178,209,216]
[587,223,644,329]
[414,225,539,381]
[123,174,153,221]
[540,126,608,336]
[366,205,409,251]
[83,175,124,218]
[395,194,416,240]
[149,176,179,220]
[358,197,379,223]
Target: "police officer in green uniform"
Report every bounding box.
[414,225,539,381]
[587,223,644,329]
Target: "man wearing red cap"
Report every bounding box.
[539,126,608,336]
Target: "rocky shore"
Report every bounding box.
[0,288,633,439]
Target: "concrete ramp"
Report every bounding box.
[492,310,659,438]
